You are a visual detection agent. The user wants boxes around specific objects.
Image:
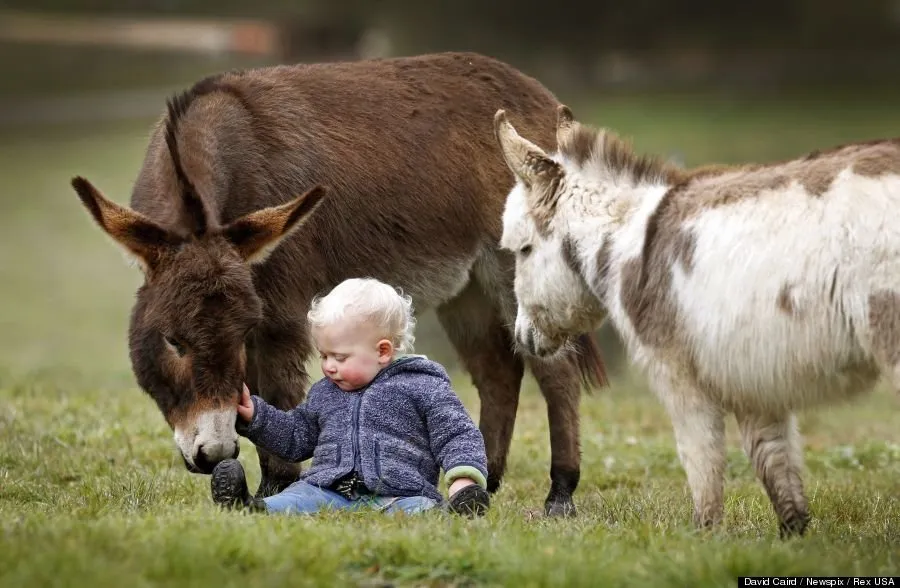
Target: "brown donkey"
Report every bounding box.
[71,52,606,516]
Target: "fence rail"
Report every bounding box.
[0,10,281,56]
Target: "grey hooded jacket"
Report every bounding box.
[238,355,488,502]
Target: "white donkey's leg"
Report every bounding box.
[735,411,809,538]
[655,373,727,528]
[867,289,900,392]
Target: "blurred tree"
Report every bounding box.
[2,0,897,65]
[3,0,897,52]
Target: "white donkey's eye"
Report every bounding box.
[519,244,533,257]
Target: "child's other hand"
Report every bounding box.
[449,477,475,497]
[448,478,490,517]
[237,383,255,422]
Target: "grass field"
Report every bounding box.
[2,84,900,587]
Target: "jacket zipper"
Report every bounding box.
[350,391,363,473]
[346,361,409,477]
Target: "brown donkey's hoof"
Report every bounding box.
[545,497,577,518]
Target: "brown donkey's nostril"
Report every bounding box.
[181,453,203,474]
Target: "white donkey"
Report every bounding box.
[494,104,900,537]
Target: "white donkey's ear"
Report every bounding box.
[494,109,562,188]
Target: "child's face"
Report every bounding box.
[312,318,395,391]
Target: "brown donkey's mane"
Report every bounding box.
[162,72,240,236]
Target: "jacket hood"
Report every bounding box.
[376,354,449,384]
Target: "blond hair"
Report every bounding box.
[307,277,416,353]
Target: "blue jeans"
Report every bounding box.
[263,480,439,515]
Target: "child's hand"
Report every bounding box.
[237,383,255,423]
[448,477,490,517]
[449,477,475,498]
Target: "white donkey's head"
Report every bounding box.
[494,106,610,357]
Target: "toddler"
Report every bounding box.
[211,277,491,516]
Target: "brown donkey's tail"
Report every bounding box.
[570,332,609,392]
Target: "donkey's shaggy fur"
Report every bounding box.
[496,104,900,535]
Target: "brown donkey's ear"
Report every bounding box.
[71,176,181,273]
[493,109,562,189]
[222,185,328,264]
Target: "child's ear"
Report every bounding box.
[377,339,395,362]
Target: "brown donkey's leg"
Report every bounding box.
[528,355,584,517]
[436,280,526,498]
[736,411,809,538]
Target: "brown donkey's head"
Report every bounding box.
[70,174,326,473]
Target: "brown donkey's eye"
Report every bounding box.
[164,335,186,357]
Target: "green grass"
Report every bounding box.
[2,84,900,587]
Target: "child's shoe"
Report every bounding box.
[448,484,490,517]
[211,459,266,512]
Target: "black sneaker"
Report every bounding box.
[211,459,266,512]
[448,484,490,517]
